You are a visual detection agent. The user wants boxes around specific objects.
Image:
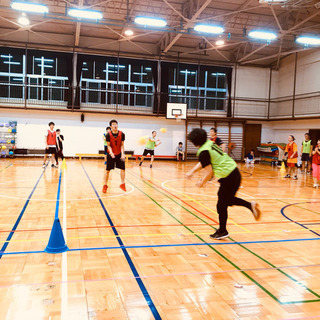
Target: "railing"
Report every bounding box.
[1,82,319,119]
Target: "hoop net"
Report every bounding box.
[175,114,182,122]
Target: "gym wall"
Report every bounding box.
[0,109,185,157]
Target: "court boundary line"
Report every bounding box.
[0,163,12,173]
[128,170,320,304]
[279,201,320,238]
[3,217,320,234]
[2,236,320,256]
[80,162,162,320]
[0,163,48,259]
[61,166,68,319]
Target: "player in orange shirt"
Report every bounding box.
[283,135,298,180]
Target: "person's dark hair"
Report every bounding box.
[56,129,60,132]
[250,149,254,152]
[178,142,183,145]
[49,122,55,126]
[188,128,207,146]
[152,131,156,134]
[210,127,217,133]
[305,133,310,137]
[290,135,295,141]
[109,119,118,126]
[106,126,111,131]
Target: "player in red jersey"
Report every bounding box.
[42,122,58,168]
[102,120,126,193]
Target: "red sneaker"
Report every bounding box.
[120,183,126,192]
[102,185,108,193]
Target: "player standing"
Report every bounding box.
[102,120,126,193]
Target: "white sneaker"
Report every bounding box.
[313,184,319,188]
[251,201,261,221]
[42,163,46,168]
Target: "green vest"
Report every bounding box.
[145,138,156,150]
[103,133,107,146]
[302,140,311,154]
[197,140,237,179]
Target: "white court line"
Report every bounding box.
[237,190,255,199]
[61,168,68,319]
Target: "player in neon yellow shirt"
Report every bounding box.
[300,133,313,174]
[139,131,161,168]
[186,128,261,240]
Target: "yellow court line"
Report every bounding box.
[138,171,252,233]
[1,227,318,244]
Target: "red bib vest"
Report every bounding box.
[109,131,122,155]
[47,130,56,145]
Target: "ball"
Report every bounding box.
[12,129,16,133]
[160,128,167,133]
[2,145,7,150]
[137,135,149,146]
[9,151,13,155]
[8,129,12,133]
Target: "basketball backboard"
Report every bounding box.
[166,103,187,120]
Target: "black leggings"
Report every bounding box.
[55,149,64,163]
[217,167,252,232]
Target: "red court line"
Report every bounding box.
[132,172,221,224]
[2,219,320,234]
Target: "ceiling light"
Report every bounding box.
[248,30,277,40]
[194,24,224,34]
[296,36,320,46]
[216,40,225,46]
[18,13,30,26]
[11,1,49,13]
[68,8,103,20]
[124,29,134,36]
[134,16,167,27]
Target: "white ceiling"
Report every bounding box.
[0,0,319,67]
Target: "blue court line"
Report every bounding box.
[0,163,12,173]
[280,201,320,237]
[2,236,320,256]
[0,163,48,259]
[81,163,162,320]
[55,170,62,219]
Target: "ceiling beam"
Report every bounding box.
[162,0,212,53]
[238,43,269,62]
[270,5,283,32]
[202,37,230,61]
[241,46,314,65]
[162,0,189,22]
[74,0,83,47]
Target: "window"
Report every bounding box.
[80,57,155,108]
[0,49,69,103]
[167,63,228,111]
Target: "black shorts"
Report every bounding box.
[143,149,154,156]
[106,154,125,171]
[301,153,311,162]
[104,146,108,155]
[45,147,56,154]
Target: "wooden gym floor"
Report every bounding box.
[0,158,319,319]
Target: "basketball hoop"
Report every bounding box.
[228,142,236,150]
[175,114,182,122]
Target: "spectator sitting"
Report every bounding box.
[176,142,185,161]
[245,149,255,164]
